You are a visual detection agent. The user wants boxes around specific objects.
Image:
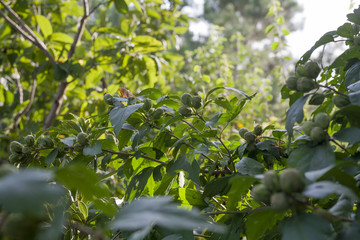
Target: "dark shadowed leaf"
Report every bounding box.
[288,143,335,172]
[45,148,59,166]
[0,169,65,216]
[235,157,264,176]
[333,127,360,144]
[285,95,309,138]
[282,213,334,240]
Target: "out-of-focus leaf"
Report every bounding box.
[0,169,65,216]
[333,127,360,144]
[303,181,358,201]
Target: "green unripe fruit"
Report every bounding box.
[332,94,350,108]
[297,77,317,92]
[301,121,315,136]
[253,184,271,205]
[151,108,164,120]
[24,135,35,146]
[8,153,21,163]
[253,125,263,136]
[295,65,307,77]
[244,131,256,143]
[286,76,298,91]
[74,143,83,152]
[103,93,114,105]
[142,98,153,111]
[279,168,305,193]
[77,132,89,146]
[239,128,250,138]
[314,112,330,129]
[309,93,325,105]
[304,61,321,79]
[181,93,193,107]
[271,192,291,211]
[0,164,16,178]
[41,136,54,148]
[22,146,32,154]
[310,126,326,143]
[263,170,280,192]
[10,141,23,153]
[178,106,192,117]
[192,96,202,109]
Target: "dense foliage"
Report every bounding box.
[1,0,360,239]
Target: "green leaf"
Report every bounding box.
[333,105,360,128]
[205,113,222,127]
[83,141,102,156]
[45,148,59,166]
[50,32,74,44]
[256,140,280,160]
[303,181,358,201]
[0,169,65,216]
[333,127,360,144]
[110,197,225,236]
[282,213,335,240]
[349,90,360,106]
[329,195,353,217]
[206,87,250,102]
[227,176,257,210]
[330,47,360,69]
[110,103,144,136]
[285,95,309,138]
[337,23,354,38]
[78,201,88,220]
[235,157,264,176]
[114,0,128,13]
[298,31,336,64]
[288,143,335,172]
[348,80,360,92]
[203,175,233,198]
[246,208,285,240]
[177,188,207,208]
[125,167,154,201]
[35,15,53,38]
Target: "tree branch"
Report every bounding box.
[103,149,167,165]
[0,0,56,66]
[68,0,89,59]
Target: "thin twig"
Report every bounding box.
[330,138,350,154]
[317,84,347,96]
[89,0,110,16]
[103,149,167,165]
[0,212,9,231]
[0,0,56,66]
[68,0,89,59]
[111,231,122,240]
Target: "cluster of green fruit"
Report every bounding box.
[238,125,262,143]
[301,112,330,143]
[253,168,305,211]
[8,135,53,164]
[286,61,321,92]
[142,98,166,120]
[178,93,202,117]
[73,132,90,151]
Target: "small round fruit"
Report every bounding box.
[103,93,114,105]
[286,76,298,91]
[8,153,21,164]
[304,61,321,79]
[297,77,317,92]
[309,93,325,105]
[22,146,32,154]
[77,132,89,146]
[333,94,350,108]
[302,121,315,136]
[42,136,54,148]
[10,141,23,153]
[24,135,35,146]
[279,168,305,193]
[244,131,256,143]
[271,192,291,211]
[151,108,164,120]
[239,128,249,138]
[178,106,192,117]
[263,170,280,192]
[295,65,307,77]
[314,113,330,129]
[181,93,193,107]
[253,125,263,136]
[192,96,202,109]
[310,126,326,143]
[253,184,271,205]
[142,98,153,111]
